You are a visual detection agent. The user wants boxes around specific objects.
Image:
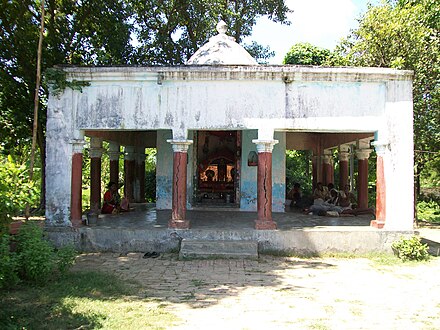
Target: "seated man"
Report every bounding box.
[308,189,342,216]
[313,182,330,201]
[338,184,375,217]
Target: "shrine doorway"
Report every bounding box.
[194,131,241,207]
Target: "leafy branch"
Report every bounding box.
[45,68,90,96]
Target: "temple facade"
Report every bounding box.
[45,22,414,231]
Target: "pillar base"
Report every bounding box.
[255,220,277,230]
[168,219,190,229]
[370,220,385,229]
[71,218,83,228]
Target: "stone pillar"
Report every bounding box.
[252,139,279,230]
[89,138,104,212]
[135,147,146,203]
[124,146,136,202]
[356,147,372,209]
[108,142,120,184]
[371,142,388,228]
[338,144,350,190]
[322,149,334,186]
[167,140,193,229]
[70,140,85,227]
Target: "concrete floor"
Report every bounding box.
[92,203,374,231]
[45,203,413,254]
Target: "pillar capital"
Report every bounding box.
[371,141,389,157]
[356,148,373,160]
[339,151,350,162]
[167,139,193,153]
[108,142,120,161]
[252,139,279,153]
[90,137,103,148]
[89,147,104,158]
[70,139,86,154]
[322,154,333,165]
[108,150,121,161]
[137,152,147,162]
[124,146,136,160]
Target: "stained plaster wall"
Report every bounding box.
[46,66,414,228]
[155,130,194,210]
[156,130,173,209]
[240,130,285,212]
[46,89,83,225]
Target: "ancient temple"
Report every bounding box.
[45,21,414,231]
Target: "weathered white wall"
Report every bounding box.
[46,89,84,225]
[380,80,414,230]
[46,66,414,229]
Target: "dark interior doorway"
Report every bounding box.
[194,131,240,207]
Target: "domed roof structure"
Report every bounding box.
[186,21,258,65]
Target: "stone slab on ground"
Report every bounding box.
[179,239,258,259]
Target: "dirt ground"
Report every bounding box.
[72,234,440,329]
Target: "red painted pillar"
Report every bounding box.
[124,146,135,203]
[356,148,372,209]
[167,140,193,229]
[70,140,85,227]
[253,140,278,230]
[338,145,350,190]
[89,138,103,212]
[108,142,120,184]
[371,143,387,228]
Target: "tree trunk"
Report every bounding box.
[37,122,46,210]
[26,0,45,218]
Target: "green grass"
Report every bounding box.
[0,270,177,329]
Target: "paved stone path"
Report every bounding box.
[73,251,440,329]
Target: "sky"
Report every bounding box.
[246,0,379,64]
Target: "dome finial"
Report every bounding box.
[216,20,228,34]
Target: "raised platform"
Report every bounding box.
[179,239,258,259]
[45,204,415,255]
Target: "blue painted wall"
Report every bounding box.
[156,130,173,209]
[240,130,258,211]
[240,130,286,212]
[156,130,194,210]
[273,131,286,212]
[157,129,285,212]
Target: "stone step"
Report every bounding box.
[179,239,258,259]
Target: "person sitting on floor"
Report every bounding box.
[337,184,375,217]
[101,181,121,214]
[308,188,342,216]
[313,182,329,201]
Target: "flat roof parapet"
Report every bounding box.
[58,65,413,83]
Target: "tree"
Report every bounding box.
[0,0,292,214]
[132,0,291,65]
[336,0,440,195]
[0,0,134,210]
[283,42,331,65]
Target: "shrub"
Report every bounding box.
[16,223,56,284]
[391,236,430,262]
[0,234,19,289]
[0,152,39,234]
[417,199,440,223]
[0,223,77,288]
